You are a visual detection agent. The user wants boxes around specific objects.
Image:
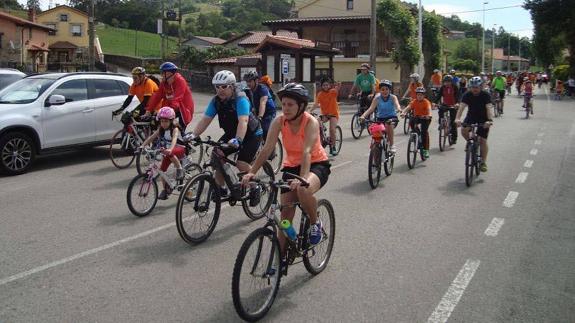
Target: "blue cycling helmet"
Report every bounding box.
[159,62,178,72]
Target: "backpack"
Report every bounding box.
[148,75,161,86]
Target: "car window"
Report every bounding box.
[91,79,124,99]
[0,78,54,104]
[52,79,88,102]
[0,74,24,90]
[116,80,130,95]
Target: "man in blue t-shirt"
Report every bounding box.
[243,71,276,139]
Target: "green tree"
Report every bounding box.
[455,38,480,62]
[422,11,442,86]
[0,0,24,10]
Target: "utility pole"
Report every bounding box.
[369,0,377,75]
[507,34,511,72]
[481,1,488,73]
[160,0,165,60]
[518,37,521,71]
[417,0,424,76]
[88,0,95,71]
[178,0,182,50]
[491,25,496,74]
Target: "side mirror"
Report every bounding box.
[47,94,66,106]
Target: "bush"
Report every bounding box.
[452,59,479,74]
[553,65,570,81]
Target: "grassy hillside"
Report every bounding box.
[183,2,221,19]
[97,24,178,58]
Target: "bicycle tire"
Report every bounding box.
[407,134,417,169]
[135,149,160,175]
[242,162,275,220]
[127,174,158,217]
[175,173,221,245]
[109,130,136,169]
[465,142,474,187]
[232,227,281,322]
[383,138,394,176]
[303,199,336,275]
[474,144,481,177]
[267,139,283,175]
[351,113,363,139]
[334,126,343,155]
[368,144,382,188]
[438,120,446,152]
[403,116,409,135]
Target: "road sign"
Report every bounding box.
[282,59,289,75]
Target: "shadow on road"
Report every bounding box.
[337,177,380,195]
[437,178,483,196]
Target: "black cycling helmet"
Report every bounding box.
[443,75,453,82]
[243,71,259,81]
[379,79,392,89]
[277,83,309,121]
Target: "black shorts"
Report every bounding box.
[496,89,505,100]
[219,134,262,163]
[281,161,331,194]
[376,117,399,128]
[463,118,489,139]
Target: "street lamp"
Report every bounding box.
[417,0,424,76]
[481,1,488,73]
[491,24,497,74]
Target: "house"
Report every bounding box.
[446,30,466,40]
[223,30,299,52]
[0,9,53,72]
[262,0,400,83]
[182,35,226,50]
[36,5,92,71]
[491,48,530,72]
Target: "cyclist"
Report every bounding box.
[348,63,377,112]
[521,78,534,113]
[434,75,460,144]
[451,69,461,88]
[455,76,494,173]
[506,73,514,94]
[113,67,160,117]
[139,107,185,200]
[555,79,565,100]
[311,78,341,155]
[491,71,507,114]
[401,87,433,158]
[403,73,424,101]
[242,83,330,247]
[144,62,194,130]
[243,71,276,139]
[187,70,263,198]
[430,69,443,94]
[459,75,468,100]
[516,73,524,95]
[360,80,401,152]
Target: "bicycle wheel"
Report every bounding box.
[303,199,336,275]
[403,116,409,135]
[438,120,446,152]
[383,139,394,176]
[126,174,158,217]
[232,227,282,322]
[474,144,481,177]
[182,163,203,202]
[333,126,343,155]
[267,139,283,175]
[109,130,136,169]
[351,113,363,139]
[135,150,158,175]
[175,173,221,245]
[465,142,474,187]
[242,162,275,220]
[493,104,499,118]
[368,144,382,189]
[407,134,417,169]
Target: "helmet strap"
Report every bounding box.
[287,102,307,122]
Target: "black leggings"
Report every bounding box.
[438,106,458,140]
[410,118,431,150]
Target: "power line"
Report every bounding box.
[438,4,523,15]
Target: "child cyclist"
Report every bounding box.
[401,87,433,158]
[521,78,534,112]
[140,107,185,200]
[311,78,341,155]
[359,80,401,152]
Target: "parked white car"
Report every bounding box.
[0,72,139,175]
[0,68,26,90]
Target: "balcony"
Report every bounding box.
[331,40,392,58]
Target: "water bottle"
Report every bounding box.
[280,219,297,241]
[222,163,238,184]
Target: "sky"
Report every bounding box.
[20,0,534,39]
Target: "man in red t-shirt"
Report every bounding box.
[434,74,460,144]
[145,62,194,130]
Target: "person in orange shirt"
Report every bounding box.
[401,87,433,158]
[430,69,443,97]
[311,78,341,155]
[555,80,564,100]
[403,73,424,101]
[113,67,160,117]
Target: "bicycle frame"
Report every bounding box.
[143,150,182,191]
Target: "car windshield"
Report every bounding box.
[0,74,24,90]
[0,78,55,104]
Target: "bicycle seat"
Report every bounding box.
[369,123,386,138]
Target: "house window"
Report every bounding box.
[71,25,82,37]
[347,0,353,10]
[46,24,57,36]
[60,14,68,22]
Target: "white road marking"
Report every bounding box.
[484,218,505,237]
[427,259,481,323]
[524,160,534,168]
[503,191,519,208]
[332,160,353,170]
[534,140,542,145]
[530,148,538,156]
[537,133,544,137]
[515,172,529,184]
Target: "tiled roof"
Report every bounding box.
[0,11,55,31]
[255,35,339,54]
[194,36,226,45]
[205,53,261,64]
[49,41,78,49]
[263,15,370,25]
[238,31,299,46]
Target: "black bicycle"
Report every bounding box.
[350,94,372,139]
[311,112,342,156]
[231,173,335,322]
[438,105,455,152]
[491,90,502,118]
[175,137,275,245]
[463,123,483,187]
[400,97,412,135]
[109,112,153,169]
[407,117,429,169]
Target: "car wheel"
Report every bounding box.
[0,132,36,175]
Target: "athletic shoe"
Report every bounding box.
[480,162,488,173]
[423,150,430,158]
[158,190,170,200]
[309,221,322,245]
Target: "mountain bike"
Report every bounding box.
[492,90,502,118]
[463,123,483,187]
[364,120,395,189]
[126,148,202,217]
[109,112,152,169]
[231,173,335,322]
[312,112,342,156]
[523,94,534,119]
[400,98,412,135]
[175,137,275,245]
[437,105,455,152]
[350,94,371,139]
[407,117,429,169]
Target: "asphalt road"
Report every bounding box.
[1,86,574,323]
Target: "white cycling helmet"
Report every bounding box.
[410,73,420,81]
[433,69,440,73]
[469,76,483,88]
[212,70,236,85]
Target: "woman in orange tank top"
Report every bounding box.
[242,83,331,247]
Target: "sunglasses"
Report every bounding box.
[214,84,230,90]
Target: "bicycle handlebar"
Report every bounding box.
[186,135,237,151]
[245,172,310,189]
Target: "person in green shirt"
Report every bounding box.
[491,71,507,113]
[348,63,377,110]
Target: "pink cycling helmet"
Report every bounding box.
[157,106,176,120]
